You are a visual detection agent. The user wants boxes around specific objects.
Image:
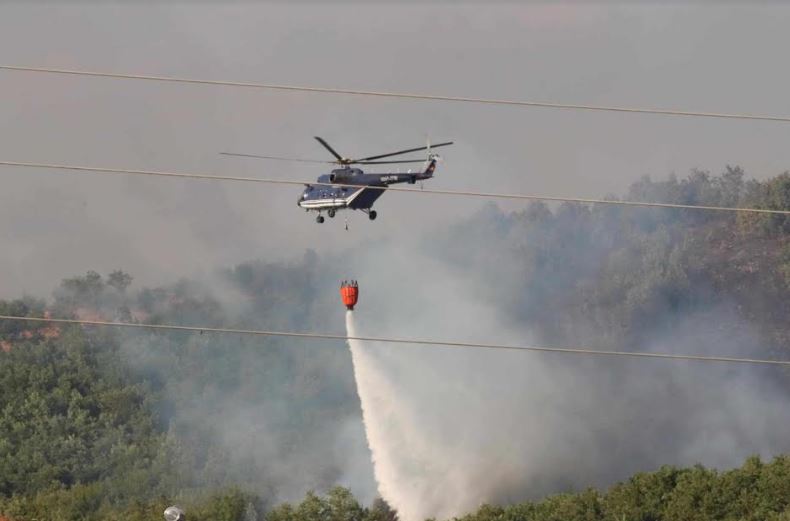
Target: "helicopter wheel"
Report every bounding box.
[316,215,325,224]
[328,209,336,218]
[368,210,377,221]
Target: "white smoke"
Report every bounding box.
[344,242,790,521]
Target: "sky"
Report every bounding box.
[1,2,790,296]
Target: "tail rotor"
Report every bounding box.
[425,134,443,164]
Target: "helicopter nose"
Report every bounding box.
[297,188,310,206]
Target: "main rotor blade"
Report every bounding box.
[355,159,428,165]
[314,136,345,162]
[220,152,333,164]
[353,141,453,162]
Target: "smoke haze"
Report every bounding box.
[1,3,789,518]
[341,223,789,520]
[3,3,790,296]
[8,177,789,517]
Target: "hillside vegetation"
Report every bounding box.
[0,167,788,520]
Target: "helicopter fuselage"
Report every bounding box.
[297,161,435,213]
[223,135,450,223]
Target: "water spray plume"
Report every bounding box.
[345,311,491,521]
[346,311,422,521]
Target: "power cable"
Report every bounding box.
[2,160,788,215]
[1,315,787,367]
[2,65,790,123]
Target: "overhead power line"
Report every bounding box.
[2,65,790,123]
[1,315,787,367]
[1,160,788,215]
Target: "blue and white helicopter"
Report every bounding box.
[223,137,452,224]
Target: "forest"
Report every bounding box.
[0,167,788,520]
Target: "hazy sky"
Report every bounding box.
[1,2,790,296]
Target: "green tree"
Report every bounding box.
[107,270,133,293]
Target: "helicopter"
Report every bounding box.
[222,137,452,223]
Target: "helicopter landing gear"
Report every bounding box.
[328,209,336,218]
[368,210,377,221]
[316,215,325,224]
